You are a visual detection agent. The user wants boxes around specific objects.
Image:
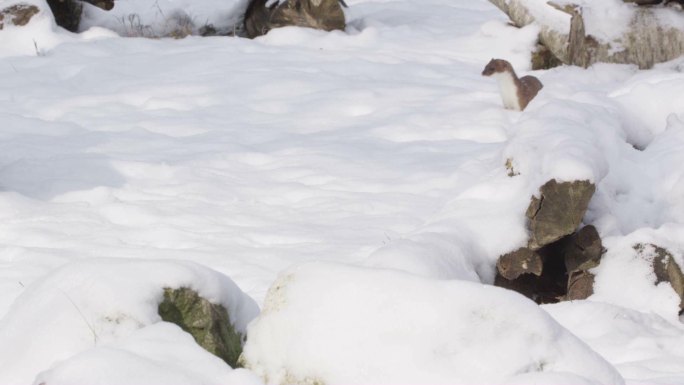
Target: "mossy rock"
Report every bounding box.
[158,287,244,367]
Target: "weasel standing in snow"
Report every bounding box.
[482,59,543,111]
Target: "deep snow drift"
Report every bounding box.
[1,0,684,384]
[242,262,623,385]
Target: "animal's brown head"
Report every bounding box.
[482,59,512,76]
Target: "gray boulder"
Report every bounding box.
[526,179,595,250]
[244,0,346,39]
[158,287,245,367]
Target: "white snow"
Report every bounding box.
[80,0,249,37]
[0,258,259,384]
[544,301,684,385]
[36,323,264,385]
[1,0,684,384]
[242,262,624,385]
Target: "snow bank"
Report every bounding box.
[552,0,635,42]
[242,262,623,385]
[0,0,66,57]
[591,228,684,321]
[0,0,117,57]
[611,71,684,146]
[80,0,248,36]
[588,113,684,236]
[0,258,259,384]
[545,301,684,385]
[35,323,264,385]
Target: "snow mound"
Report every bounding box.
[35,323,264,385]
[0,0,117,57]
[611,72,684,147]
[241,262,623,385]
[0,0,66,57]
[544,301,684,385]
[592,227,684,320]
[80,0,249,36]
[0,258,259,384]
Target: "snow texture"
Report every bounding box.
[242,262,624,385]
[1,0,684,384]
[0,259,259,384]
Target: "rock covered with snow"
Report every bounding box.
[0,2,40,28]
[0,258,259,384]
[241,262,624,385]
[243,0,346,39]
[488,0,684,69]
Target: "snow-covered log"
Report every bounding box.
[488,0,684,69]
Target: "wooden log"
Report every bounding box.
[488,0,684,69]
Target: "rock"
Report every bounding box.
[0,3,40,29]
[46,0,82,31]
[566,270,594,300]
[158,287,245,367]
[531,43,563,70]
[526,179,595,250]
[244,0,346,39]
[560,225,603,273]
[45,0,113,32]
[496,225,603,304]
[496,247,543,280]
[554,225,602,301]
[635,244,684,311]
[82,0,113,11]
[495,248,568,304]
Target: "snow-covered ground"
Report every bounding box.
[1,0,684,384]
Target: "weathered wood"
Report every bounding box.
[488,0,684,69]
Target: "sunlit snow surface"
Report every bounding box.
[1,0,684,384]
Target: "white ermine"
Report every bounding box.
[482,58,543,111]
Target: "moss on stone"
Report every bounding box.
[158,287,244,367]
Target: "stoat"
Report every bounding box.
[482,58,543,111]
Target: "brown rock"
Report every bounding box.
[647,244,684,311]
[562,225,603,273]
[497,247,543,280]
[526,179,595,250]
[82,0,114,11]
[566,270,594,300]
[0,3,40,29]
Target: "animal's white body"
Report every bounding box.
[492,71,521,111]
